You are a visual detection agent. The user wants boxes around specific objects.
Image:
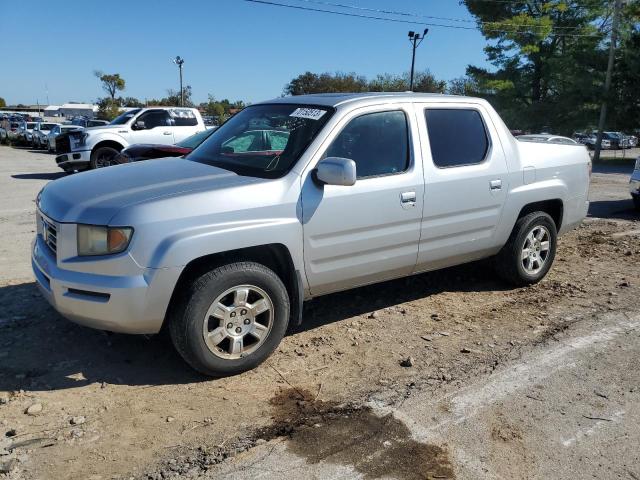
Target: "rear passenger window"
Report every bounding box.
[425,109,489,168]
[325,111,409,179]
[170,109,198,126]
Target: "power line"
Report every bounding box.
[294,0,588,30]
[243,0,603,37]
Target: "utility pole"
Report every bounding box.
[173,56,185,106]
[408,29,428,91]
[593,0,623,163]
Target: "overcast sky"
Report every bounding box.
[2,0,491,106]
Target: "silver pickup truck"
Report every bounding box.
[32,93,590,376]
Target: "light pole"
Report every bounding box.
[408,29,428,91]
[172,56,185,106]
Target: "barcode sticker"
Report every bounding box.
[290,108,327,121]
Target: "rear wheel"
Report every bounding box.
[169,262,290,377]
[89,146,120,169]
[495,212,557,286]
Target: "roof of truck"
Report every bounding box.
[261,92,476,108]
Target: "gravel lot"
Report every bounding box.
[0,145,639,479]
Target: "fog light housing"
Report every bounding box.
[77,225,133,256]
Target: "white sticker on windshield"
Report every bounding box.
[290,108,327,121]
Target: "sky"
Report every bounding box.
[1,0,492,106]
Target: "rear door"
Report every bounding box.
[301,104,424,295]
[414,102,509,272]
[168,108,200,143]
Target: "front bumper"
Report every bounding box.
[55,149,90,170]
[31,235,182,334]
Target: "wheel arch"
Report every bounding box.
[91,139,125,154]
[163,243,303,332]
[516,199,563,231]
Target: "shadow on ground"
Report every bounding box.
[588,199,638,220]
[0,261,508,392]
[12,172,66,180]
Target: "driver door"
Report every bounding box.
[301,105,424,295]
[130,110,174,144]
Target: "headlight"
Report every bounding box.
[77,225,133,256]
[73,133,88,147]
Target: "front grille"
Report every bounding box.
[40,214,58,255]
[55,133,71,154]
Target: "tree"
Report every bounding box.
[96,98,121,120]
[461,0,615,133]
[0,97,6,108]
[284,72,368,95]
[121,97,144,108]
[94,71,126,100]
[284,70,446,96]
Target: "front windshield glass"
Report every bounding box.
[177,129,215,149]
[110,109,141,125]
[41,123,56,130]
[187,104,333,178]
[26,123,36,129]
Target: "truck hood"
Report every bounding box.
[38,158,263,224]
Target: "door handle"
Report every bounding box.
[490,179,502,191]
[400,191,416,206]
[163,131,172,135]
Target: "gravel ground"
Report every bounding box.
[0,145,638,479]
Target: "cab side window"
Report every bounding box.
[425,109,489,168]
[137,110,172,129]
[325,110,409,179]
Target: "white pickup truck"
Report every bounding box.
[54,107,205,171]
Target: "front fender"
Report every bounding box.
[85,132,129,151]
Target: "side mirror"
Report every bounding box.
[133,120,146,130]
[314,157,357,186]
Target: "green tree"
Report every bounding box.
[96,98,121,120]
[0,97,6,108]
[121,96,144,108]
[461,0,616,133]
[284,72,368,95]
[94,71,126,100]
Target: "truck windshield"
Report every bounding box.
[187,104,333,179]
[110,109,141,125]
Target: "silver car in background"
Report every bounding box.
[32,122,60,149]
[46,125,82,153]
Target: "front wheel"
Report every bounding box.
[495,212,557,286]
[169,262,290,377]
[89,146,119,169]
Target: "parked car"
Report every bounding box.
[111,128,216,166]
[631,157,640,211]
[2,121,24,143]
[17,121,38,145]
[628,135,638,148]
[575,132,611,150]
[33,93,590,377]
[32,123,60,149]
[517,134,578,145]
[46,125,82,153]
[55,107,205,172]
[70,117,110,128]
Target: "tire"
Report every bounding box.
[89,146,119,169]
[495,212,557,286]
[169,262,290,377]
[633,195,640,212]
